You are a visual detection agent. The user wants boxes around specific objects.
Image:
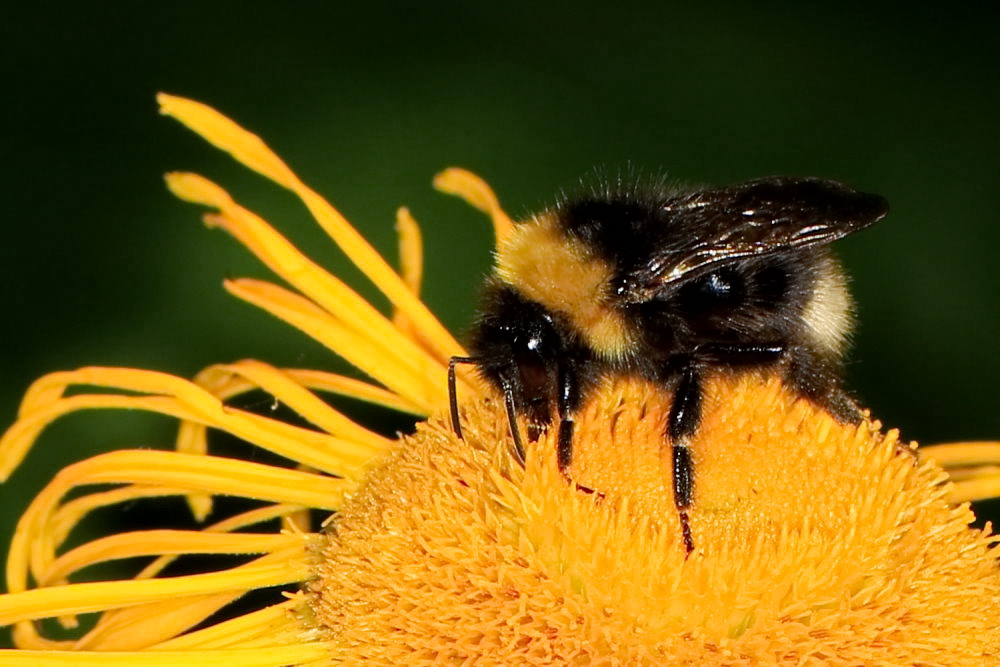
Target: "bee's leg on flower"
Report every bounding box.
[449,355,528,466]
[553,362,603,499]
[667,342,786,555]
[667,364,700,555]
[448,356,477,441]
[501,376,527,466]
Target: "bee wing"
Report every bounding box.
[629,177,888,298]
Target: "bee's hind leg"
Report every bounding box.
[667,364,701,555]
[668,342,785,555]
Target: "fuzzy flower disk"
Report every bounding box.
[313,374,1000,665]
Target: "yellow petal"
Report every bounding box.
[433,167,515,246]
[41,531,301,586]
[1,550,308,625]
[0,645,331,666]
[159,94,465,366]
[167,171,450,386]
[223,278,445,411]
[1,368,377,482]
[157,95,299,189]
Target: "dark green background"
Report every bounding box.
[2,2,998,644]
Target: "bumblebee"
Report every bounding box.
[448,176,888,553]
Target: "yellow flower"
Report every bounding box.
[1,95,1000,665]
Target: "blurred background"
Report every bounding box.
[1,1,998,641]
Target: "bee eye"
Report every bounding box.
[696,268,742,304]
[679,267,745,314]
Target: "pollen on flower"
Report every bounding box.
[309,374,1000,665]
